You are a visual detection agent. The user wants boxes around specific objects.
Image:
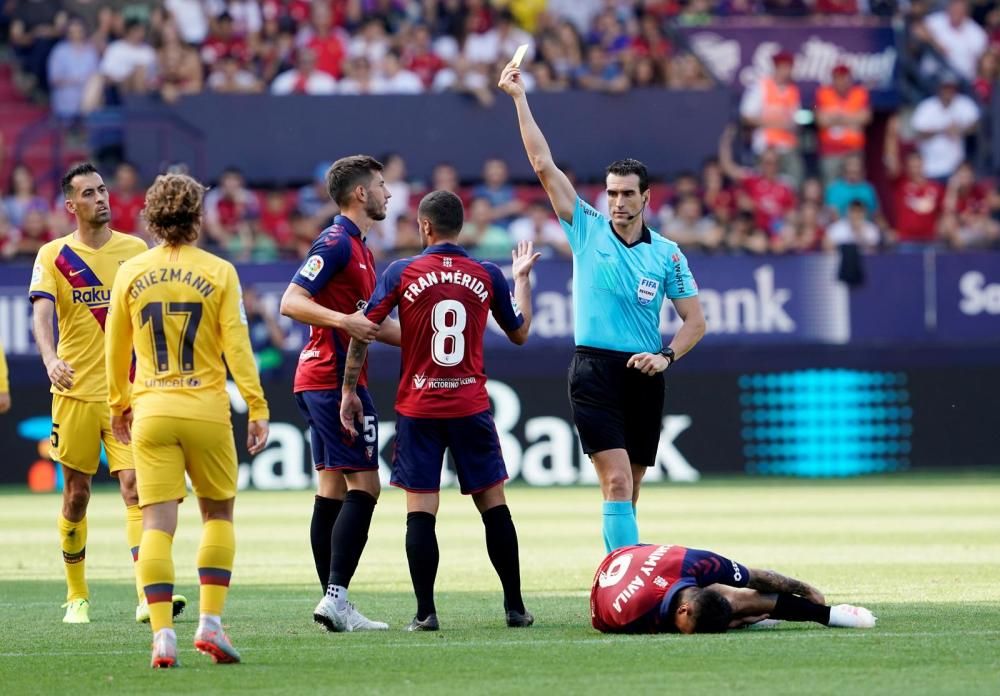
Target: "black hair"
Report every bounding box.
[61,162,100,196]
[691,588,733,634]
[326,155,383,207]
[847,199,866,210]
[606,158,650,193]
[418,190,464,238]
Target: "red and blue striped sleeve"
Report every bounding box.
[365,258,410,324]
[483,261,524,333]
[290,231,352,296]
[683,548,750,589]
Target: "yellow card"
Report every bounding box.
[512,43,529,67]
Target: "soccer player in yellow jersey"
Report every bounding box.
[28,163,185,624]
[0,339,10,413]
[106,172,270,668]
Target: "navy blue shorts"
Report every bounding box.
[295,388,378,472]
[391,410,508,495]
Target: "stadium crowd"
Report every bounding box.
[1,0,999,262]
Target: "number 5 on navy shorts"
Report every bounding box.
[295,388,379,471]
[392,410,508,494]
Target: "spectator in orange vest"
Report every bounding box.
[815,64,872,186]
[739,50,803,186]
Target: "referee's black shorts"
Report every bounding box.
[568,346,665,467]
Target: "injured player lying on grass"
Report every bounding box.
[590,543,877,634]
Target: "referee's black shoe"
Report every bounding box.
[407,613,440,632]
[506,609,534,628]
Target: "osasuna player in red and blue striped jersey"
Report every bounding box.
[340,190,541,631]
[591,543,877,634]
[280,155,400,632]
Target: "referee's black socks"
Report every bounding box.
[406,511,439,620]
[310,495,343,591]
[482,505,526,615]
[328,489,376,589]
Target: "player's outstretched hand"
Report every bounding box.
[498,61,525,99]
[627,352,670,376]
[45,358,75,391]
[511,240,542,279]
[247,419,269,455]
[341,311,379,343]
[111,409,133,445]
[340,390,363,438]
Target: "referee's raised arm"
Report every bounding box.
[499,61,577,223]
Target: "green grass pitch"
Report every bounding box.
[1,475,998,694]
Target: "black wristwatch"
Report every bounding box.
[660,347,675,365]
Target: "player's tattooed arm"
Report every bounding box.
[341,338,368,393]
[339,338,368,436]
[747,568,826,605]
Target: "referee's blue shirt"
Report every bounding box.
[560,197,698,354]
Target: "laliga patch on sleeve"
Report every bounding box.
[300,255,324,281]
[31,263,43,285]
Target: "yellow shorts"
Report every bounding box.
[51,394,133,476]
[132,416,238,506]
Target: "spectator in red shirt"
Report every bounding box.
[109,161,146,237]
[884,146,945,249]
[700,158,737,227]
[939,162,1000,249]
[404,24,446,88]
[719,125,797,240]
[200,12,249,69]
[203,167,260,251]
[297,1,346,79]
[258,190,296,254]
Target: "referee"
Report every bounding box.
[499,62,707,553]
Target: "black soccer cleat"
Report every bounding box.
[505,609,534,628]
[407,613,439,632]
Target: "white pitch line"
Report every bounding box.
[1,630,998,658]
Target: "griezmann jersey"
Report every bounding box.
[290,215,376,393]
[365,242,523,419]
[106,244,269,424]
[590,544,749,633]
[561,197,697,355]
[28,231,148,402]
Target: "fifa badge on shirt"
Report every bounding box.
[301,255,324,280]
[637,277,659,306]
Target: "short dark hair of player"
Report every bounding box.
[690,588,733,633]
[606,158,650,193]
[326,155,384,207]
[417,190,464,239]
[143,173,207,245]
[61,162,100,197]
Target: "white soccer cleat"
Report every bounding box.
[313,595,388,632]
[194,624,241,664]
[150,628,179,668]
[828,604,877,628]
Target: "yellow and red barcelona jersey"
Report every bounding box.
[28,231,148,401]
[106,244,268,425]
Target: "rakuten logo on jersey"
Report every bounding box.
[959,271,1000,315]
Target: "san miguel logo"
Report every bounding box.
[54,246,109,329]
